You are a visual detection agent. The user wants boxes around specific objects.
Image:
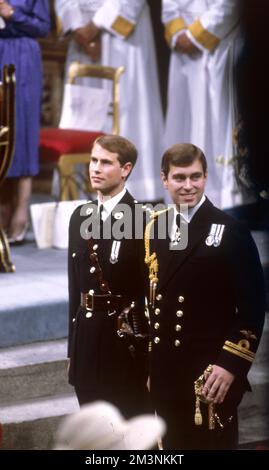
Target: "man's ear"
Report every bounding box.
[121,162,133,179]
[161,171,168,189]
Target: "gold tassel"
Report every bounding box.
[195,396,203,426]
[194,364,215,430]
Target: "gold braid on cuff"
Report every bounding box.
[223,340,255,363]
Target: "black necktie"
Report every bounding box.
[173,213,181,244]
[98,203,104,218]
[98,204,104,238]
[176,213,181,228]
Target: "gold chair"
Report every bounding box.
[0,64,16,273]
[39,62,125,200]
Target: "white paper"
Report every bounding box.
[30,200,87,249]
[59,84,110,131]
[30,202,56,249]
[53,199,87,249]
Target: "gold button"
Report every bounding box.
[154,308,160,315]
[107,300,110,304]
[72,252,76,258]
[72,317,76,323]
[154,322,160,330]
[156,294,162,301]
[176,310,183,317]
[93,244,98,251]
[175,339,181,347]
[178,296,184,303]
[154,337,160,344]
[90,267,96,273]
[175,324,181,332]
[86,312,92,318]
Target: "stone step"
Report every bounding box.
[0,301,68,349]
[0,242,68,348]
[0,339,73,404]
[1,388,267,450]
[0,393,79,450]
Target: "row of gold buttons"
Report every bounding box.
[175,297,184,346]
[152,295,184,347]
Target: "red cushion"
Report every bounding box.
[39,128,104,163]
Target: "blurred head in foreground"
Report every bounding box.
[54,401,166,450]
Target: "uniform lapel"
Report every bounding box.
[102,190,135,239]
[101,190,135,268]
[157,198,214,291]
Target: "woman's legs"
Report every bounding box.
[0,176,32,240]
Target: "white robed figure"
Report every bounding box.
[163,0,240,208]
[55,0,164,202]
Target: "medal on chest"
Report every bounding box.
[110,240,121,264]
[206,224,225,247]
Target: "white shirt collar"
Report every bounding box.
[170,194,206,241]
[97,187,126,221]
[186,194,206,222]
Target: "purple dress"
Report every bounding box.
[0,0,50,177]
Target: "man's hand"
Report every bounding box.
[74,22,102,61]
[85,37,102,62]
[175,33,201,56]
[0,0,14,19]
[202,364,235,404]
[74,22,100,49]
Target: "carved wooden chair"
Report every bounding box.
[39,62,125,200]
[0,64,16,273]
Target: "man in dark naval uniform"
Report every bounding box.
[68,134,149,417]
[145,143,266,449]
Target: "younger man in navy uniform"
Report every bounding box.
[145,143,266,449]
[68,135,148,418]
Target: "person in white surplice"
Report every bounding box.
[162,0,240,209]
[55,0,164,202]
